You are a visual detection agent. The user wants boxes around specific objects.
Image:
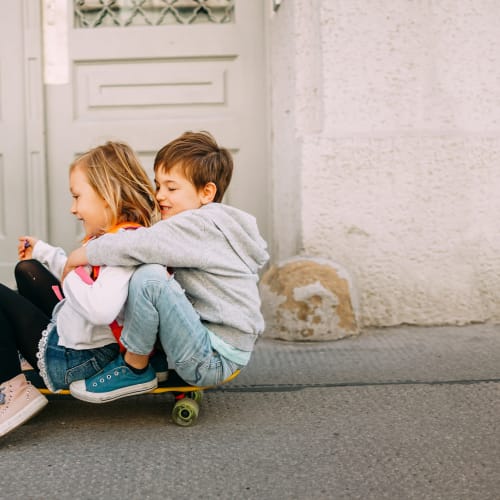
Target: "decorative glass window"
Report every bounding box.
[74,0,234,28]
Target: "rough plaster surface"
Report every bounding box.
[271,0,500,326]
[301,135,500,326]
[260,256,360,341]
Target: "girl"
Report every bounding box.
[0,141,158,438]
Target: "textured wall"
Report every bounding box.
[270,0,500,326]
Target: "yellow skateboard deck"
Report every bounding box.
[36,369,240,395]
[27,369,240,427]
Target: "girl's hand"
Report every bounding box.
[18,236,38,260]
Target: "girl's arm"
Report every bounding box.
[31,240,68,280]
[62,264,134,325]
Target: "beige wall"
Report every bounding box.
[268,0,500,327]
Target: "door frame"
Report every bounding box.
[0,1,46,287]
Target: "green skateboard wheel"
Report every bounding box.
[188,390,203,404]
[172,398,200,427]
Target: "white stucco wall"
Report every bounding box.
[269,0,500,327]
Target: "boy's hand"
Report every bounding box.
[62,246,89,282]
[18,236,38,260]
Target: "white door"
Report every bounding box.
[0,1,46,286]
[44,0,269,251]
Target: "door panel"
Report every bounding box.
[0,3,28,285]
[45,0,269,252]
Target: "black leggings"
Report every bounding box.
[15,259,61,316]
[0,260,61,382]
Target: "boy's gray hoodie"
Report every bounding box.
[85,203,269,351]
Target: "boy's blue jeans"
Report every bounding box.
[120,264,241,387]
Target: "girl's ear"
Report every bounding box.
[200,182,217,204]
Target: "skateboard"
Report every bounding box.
[24,368,240,427]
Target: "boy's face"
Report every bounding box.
[155,163,206,220]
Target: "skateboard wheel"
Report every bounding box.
[172,398,200,427]
[188,390,203,404]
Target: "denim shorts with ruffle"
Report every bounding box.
[37,322,119,392]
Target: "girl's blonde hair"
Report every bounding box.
[71,141,158,230]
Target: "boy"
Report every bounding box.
[66,131,269,402]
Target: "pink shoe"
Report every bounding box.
[0,374,48,437]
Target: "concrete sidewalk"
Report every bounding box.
[1,324,500,499]
[242,323,500,387]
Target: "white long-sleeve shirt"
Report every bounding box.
[33,238,135,350]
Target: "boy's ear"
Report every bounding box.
[200,182,217,204]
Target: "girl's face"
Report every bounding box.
[70,165,111,237]
[155,164,205,220]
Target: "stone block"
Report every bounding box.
[260,256,359,341]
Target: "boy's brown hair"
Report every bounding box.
[154,131,233,203]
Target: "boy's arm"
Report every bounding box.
[83,217,207,268]
[62,220,184,278]
[62,246,88,281]
[61,221,161,278]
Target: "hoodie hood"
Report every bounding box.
[202,203,269,273]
